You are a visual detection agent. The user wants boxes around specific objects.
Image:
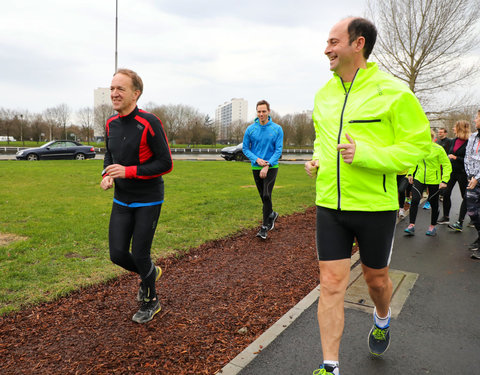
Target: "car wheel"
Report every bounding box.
[235,153,244,161]
[27,153,38,161]
[75,153,86,160]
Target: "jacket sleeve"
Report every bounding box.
[267,126,284,166]
[464,134,480,180]
[438,147,452,184]
[242,128,258,164]
[124,116,173,179]
[352,91,431,173]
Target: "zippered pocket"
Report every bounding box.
[349,119,381,123]
[383,174,387,192]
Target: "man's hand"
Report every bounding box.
[100,175,114,191]
[305,159,319,178]
[439,182,447,189]
[256,158,268,167]
[259,165,269,179]
[105,164,126,179]
[337,133,356,164]
[408,176,414,184]
[448,154,457,160]
[468,177,478,190]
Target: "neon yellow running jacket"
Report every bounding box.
[409,142,452,185]
[312,62,431,211]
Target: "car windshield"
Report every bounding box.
[40,141,56,148]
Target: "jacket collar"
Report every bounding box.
[255,116,272,126]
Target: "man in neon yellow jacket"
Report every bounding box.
[305,17,431,375]
[405,132,452,236]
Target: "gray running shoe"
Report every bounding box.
[132,297,161,324]
[256,226,268,240]
[448,221,463,232]
[368,324,390,356]
[268,211,279,231]
[471,249,480,259]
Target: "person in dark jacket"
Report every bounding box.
[437,120,471,231]
[436,127,453,153]
[100,68,173,324]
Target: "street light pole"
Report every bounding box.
[115,0,118,73]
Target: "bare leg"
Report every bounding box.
[362,264,392,318]
[317,259,351,361]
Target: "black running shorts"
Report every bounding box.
[316,206,397,269]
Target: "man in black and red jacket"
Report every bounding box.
[100,68,173,324]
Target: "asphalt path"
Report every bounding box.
[236,189,480,375]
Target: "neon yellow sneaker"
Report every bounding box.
[313,364,338,374]
[368,324,391,356]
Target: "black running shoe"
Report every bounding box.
[268,211,279,231]
[132,297,161,324]
[471,249,480,259]
[368,324,390,356]
[437,216,450,224]
[137,266,162,302]
[468,239,480,251]
[256,226,268,240]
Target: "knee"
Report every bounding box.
[320,270,348,297]
[363,272,391,293]
[109,248,126,266]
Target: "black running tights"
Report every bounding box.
[253,168,278,226]
[109,203,161,297]
[410,180,440,226]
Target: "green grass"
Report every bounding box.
[0,160,315,315]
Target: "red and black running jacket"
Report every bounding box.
[103,106,173,204]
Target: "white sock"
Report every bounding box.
[323,360,340,375]
[374,307,391,328]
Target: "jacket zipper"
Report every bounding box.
[348,119,381,123]
[383,174,387,192]
[337,70,359,210]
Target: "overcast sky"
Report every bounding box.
[2,0,478,123]
[1,0,371,121]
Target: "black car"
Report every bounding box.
[220,143,247,161]
[16,141,96,161]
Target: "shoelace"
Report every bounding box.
[372,327,388,340]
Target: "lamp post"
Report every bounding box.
[115,0,118,73]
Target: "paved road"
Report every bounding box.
[235,190,480,375]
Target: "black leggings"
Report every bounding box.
[253,168,278,226]
[410,180,440,225]
[397,175,411,209]
[442,170,468,222]
[109,203,161,297]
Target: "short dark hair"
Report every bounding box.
[256,100,270,111]
[115,68,143,99]
[347,18,377,59]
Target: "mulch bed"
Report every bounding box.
[0,207,321,375]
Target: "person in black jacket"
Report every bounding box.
[100,68,173,324]
[436,127,453,153]
[437,120,471,231]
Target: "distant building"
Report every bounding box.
[215,98,248,142]
[93,87,111,140]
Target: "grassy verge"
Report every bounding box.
[0,160,315,315]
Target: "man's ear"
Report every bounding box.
[355,36,365,53]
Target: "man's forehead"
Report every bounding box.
[328,18,352,39]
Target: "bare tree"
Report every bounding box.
[367,0,480,109]
[78,107,94,143]
[43,104,70,140]
[94,104,115,139]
